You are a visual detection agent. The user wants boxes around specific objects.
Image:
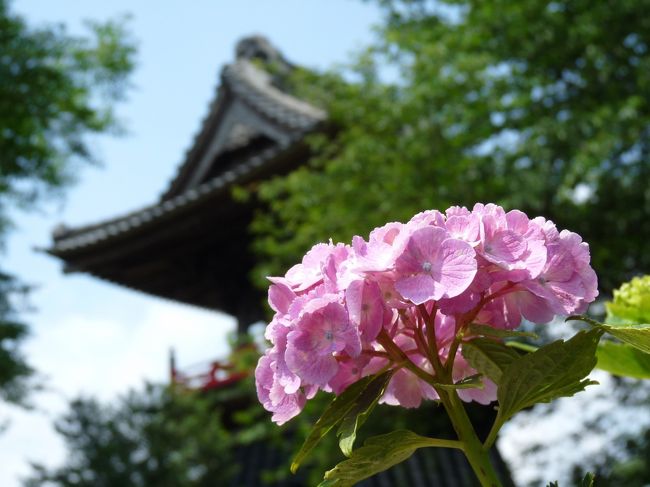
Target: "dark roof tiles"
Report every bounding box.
[47,143,290,254]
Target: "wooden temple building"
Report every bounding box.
[47,36,326,334]
[46,36,513,487]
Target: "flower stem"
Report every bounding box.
[438,390,503,487]
[378,329,503,487]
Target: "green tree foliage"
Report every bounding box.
[580,430,650,487]
[27,354,506,487]
[26,342,300,487]
[250,0,650,293]
[0,0,135,209]
[0,0,135,404]
[25,384,239,487]
[0,271,31,404]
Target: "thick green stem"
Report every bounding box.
[439,390,503,487]
[378,328,503,487]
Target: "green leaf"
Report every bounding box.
[436,373,484,390]
[581,472,595,487]
[462,338,521,384]
[336,370,392,457]
[319,430,463,487]
[496,328,603,425]
[596,341,650,379]
[467,323,538,340]
[291,371,392,473]
[506,341,539,353]
[605,325,650,355]
[567,315,650,354]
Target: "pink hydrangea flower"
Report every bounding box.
[255,352,305,425]
[285,297,361,387]
[256,203,599,423]
[394,226,477,304]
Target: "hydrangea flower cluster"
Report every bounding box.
[256,204,598,424]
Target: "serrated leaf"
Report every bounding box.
[320,430,463,487]
[291,371,391,473]
[567,315,650,355]
[337,370,392,457]
[596,341,650,379]
[467,323,538,339]
[605,325,650,355]
[462,338,521,384]
[496,328,603,426]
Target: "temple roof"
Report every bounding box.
[46,36,326,327]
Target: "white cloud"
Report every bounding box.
[499,371,650,485]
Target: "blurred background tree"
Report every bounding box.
[24,384,239,487]
[24,341,300,487]
[0,0,135,405]
[26,377,509,487]
[250,0,650,296]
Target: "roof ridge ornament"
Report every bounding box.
[235,35,288,65]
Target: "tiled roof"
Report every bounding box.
[160,42,325,201]
[47,141,293,255]
[47,36,326,256]
[223,59,325,131]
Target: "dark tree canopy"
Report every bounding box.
[0,271,31,403]
[251,0,650,294]
[0,0,135,404]
[25,385,238,487]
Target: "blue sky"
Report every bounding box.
[1,1,382,485]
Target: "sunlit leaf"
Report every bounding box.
[467,323,538,340]
[496,329,602,426]
[567,315,650,354]
[596,341,650,379]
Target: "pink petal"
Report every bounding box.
[515,291,556,324]
[345,279,384,342]
[482,230,526,266]
[446,214,480,243]
[268,282,296,314]
[382,369,424,408]
[395,274,439,304]
[437,239,477,298]
[285,344,338,386]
